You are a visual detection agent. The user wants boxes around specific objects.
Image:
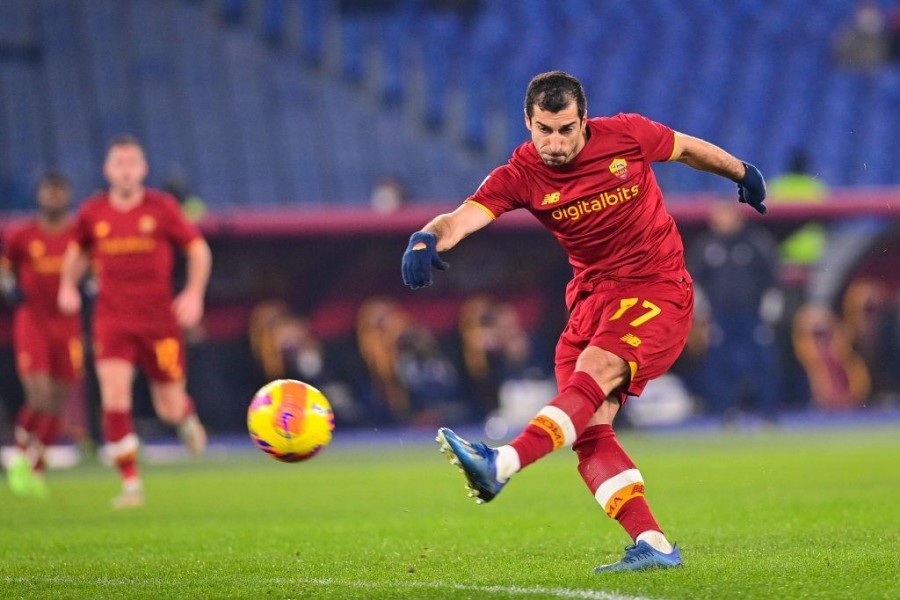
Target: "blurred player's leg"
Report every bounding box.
[96,359,143,508]
[7,373,58,497]
[149,380,207,455]
[8,402,38,496]
[143,334,206,455]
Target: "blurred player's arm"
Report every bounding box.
[423,202,494,252]
[58,243,90,314]
[172,239,212,329]
[671,133,767,214]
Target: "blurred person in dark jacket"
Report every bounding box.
[395,324,468,427]
[687,202,780,422]
[833,1,889,69]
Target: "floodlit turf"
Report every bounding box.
[2,427,899,600]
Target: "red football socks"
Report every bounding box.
[103,410,139,482]
[573,424,662,540]
[14,405,37,451]
[33,412,61,448]
[15,406,62,472]
[509,371,608,469]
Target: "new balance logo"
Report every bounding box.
[621,333,641,347]
[541,192,561,205]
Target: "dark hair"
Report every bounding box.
[37,171,70,189]
[106,134,144,155]
[524,71,587,119]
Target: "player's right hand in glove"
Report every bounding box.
[736,162,768,215]
[402,231,449,290]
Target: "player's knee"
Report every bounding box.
[48,383,72,414]
[98,380,132,411]
[96,360,135,410]
[574,346,629,393]
[22,375,53,411]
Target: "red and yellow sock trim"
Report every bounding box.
[527,406,577,450]
[594,468,645,518]
[529,415,566,449]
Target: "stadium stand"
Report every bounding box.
[1,0,899,208]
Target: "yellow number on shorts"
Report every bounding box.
[629,300,661,327]
[154,337,183,379]
[609,298,662,327]
[610,298,639,321]
[68,338,84,375]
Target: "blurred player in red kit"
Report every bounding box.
[402,72,768,572]
[58,136,212,508]
[2,173,83,498]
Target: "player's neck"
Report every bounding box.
[573,128,590,158]
[37,213,69,232]
[109,186,145,210]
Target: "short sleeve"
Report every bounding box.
[465,165,525,219]
[620,113,677,163]
[160,196,202,248]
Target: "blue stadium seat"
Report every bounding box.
[0,0,898,208]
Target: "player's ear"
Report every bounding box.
[524,109,532,131]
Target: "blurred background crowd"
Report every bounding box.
[1,0,899,444]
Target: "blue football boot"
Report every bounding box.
[435,427,505,503]
[593,541,683,573]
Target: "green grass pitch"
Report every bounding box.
[2,427,899,599]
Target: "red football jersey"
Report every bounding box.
[73,188,202,323]
[2,220,77,315]
[467,113,690,307]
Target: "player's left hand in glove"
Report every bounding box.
[402,231,449,290]
[736,162,768,215]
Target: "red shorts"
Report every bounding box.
[14,308,84,382]
[93,317,186,383]
[555,274,694,401]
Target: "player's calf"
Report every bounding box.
[151,385,206,455]
[575,423,678,570]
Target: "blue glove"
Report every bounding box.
[402,231,449,289]
[737,162,768,215]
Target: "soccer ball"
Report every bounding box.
[247,379,334,462]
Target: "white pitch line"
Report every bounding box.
[4,575,660,600]
[295,577,658,600]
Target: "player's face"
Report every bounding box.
[709,202,744,235]
[104,144,148,195]
[526,103,587,167]
[36,182,71,219]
